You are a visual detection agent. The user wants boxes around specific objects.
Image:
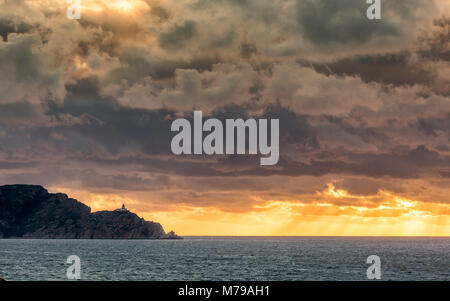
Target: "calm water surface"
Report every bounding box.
[0,237,448,281]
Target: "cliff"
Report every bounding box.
[0,185,181,239]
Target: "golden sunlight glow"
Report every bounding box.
[111,0,135,13]
[50,184,450,237]
[322,184,349,198]
[77,0,150,15]
[82,5,103,13]
[395,197,417,209]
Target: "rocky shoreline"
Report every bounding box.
[0,185,181,240]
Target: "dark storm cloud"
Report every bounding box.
[63,141,449,181]
[0,34,44,82]
[299,52,435,87]
[0,70,447,188]
[323,114,389,147]
[159,20,197,50]
[262,105,319,149]
[296,0,399,45]
[294,13,449,93]
[228,145,450,179]
[47,77,177,156]
[111,50,220,82]
[239,42,258,59]
[417,115,450,137]
[0,0,449,205]
[0,19,33,42]
[0,102,44,125]
[46,84,318,158]
[0,33,65,103]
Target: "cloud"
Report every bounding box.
[0,34,66,104]
[159,20,197,50]
[0,0,449,225]
[296,0,400,44]
[300,52,434,87]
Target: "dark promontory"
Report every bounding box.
[0,185,181,239]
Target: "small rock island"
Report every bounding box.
[0,185,181,239]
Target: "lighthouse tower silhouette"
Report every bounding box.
[116,204,128,212]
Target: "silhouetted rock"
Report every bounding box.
[165,230,182,239]
[0,185,181,239]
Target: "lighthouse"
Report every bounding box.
[116,204,128,212]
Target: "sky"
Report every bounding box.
[0,0,449,236]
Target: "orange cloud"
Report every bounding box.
[50,184,450,237]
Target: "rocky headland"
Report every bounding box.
[0,185,181,239]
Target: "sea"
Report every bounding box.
[0,237,448,281]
